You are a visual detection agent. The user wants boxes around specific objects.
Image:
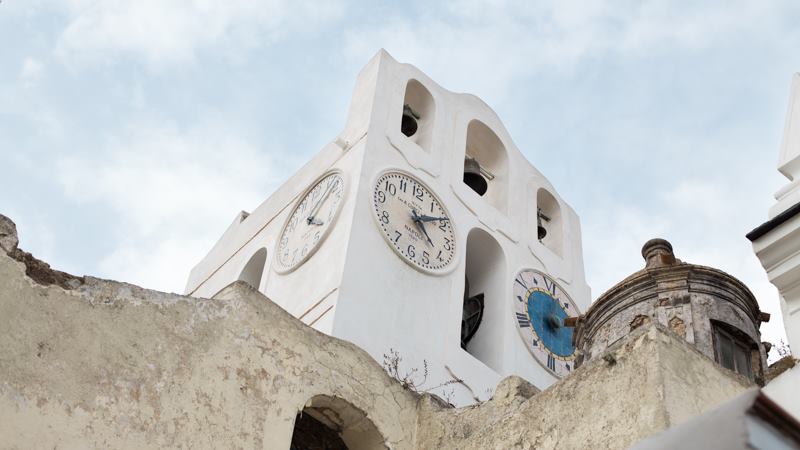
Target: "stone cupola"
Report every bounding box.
[573,239,770,384]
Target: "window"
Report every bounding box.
[713,323,754,380]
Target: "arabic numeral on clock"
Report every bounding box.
[384,181,397,196]
[443,237,451,251]
[380,211,389,224]
[439,220,447,231]
[394,231,402,242]
[421,251,430,264]
[377,191,386,203]
[413,185,423,200]
[399,179,408,192]
[407,244,415,258]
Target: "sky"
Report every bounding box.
[1,1,798,359]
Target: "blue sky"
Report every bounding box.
[1,1,798,354]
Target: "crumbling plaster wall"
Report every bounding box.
[0,215,751,449]
[415,325,750,450]
[0,218,420,449]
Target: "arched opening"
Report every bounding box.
[290,395,386,450]
[536,188,563,256]
[463,120,509,213]
[461,228,506,372]
[238,248,267,291]
[400,79,435,153]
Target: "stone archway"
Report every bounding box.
[290,395,386,450]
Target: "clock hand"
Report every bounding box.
[417,214,449,223]
[306,181,336,225]
[411,209,434,247]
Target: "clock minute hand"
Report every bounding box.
[306,182,335,225]
[417,214,449,223]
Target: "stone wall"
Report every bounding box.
[0,217,420,449]
[0,216,750,449]
[415,325,750,449]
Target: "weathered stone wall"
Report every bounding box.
[415,325,750,450]
[0,218,420,449]
[0,217,751,449]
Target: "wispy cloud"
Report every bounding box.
[55,116,276,291]
[53,0,345,70]
[343,0,798,102]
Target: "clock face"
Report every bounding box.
[512,269,579,378]
[275,171,345,273]
[372,171,456,274]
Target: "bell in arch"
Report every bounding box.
[461,276,485,349]
[463,157,488,196]
[537,208,551,241]
[401,104,419,137]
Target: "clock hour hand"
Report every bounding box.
[411,209,434,247]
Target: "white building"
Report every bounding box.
[750,73,800,418]
[185,50,591,406]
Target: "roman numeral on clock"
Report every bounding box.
[547,354,556,371]
[544,277,557,296]
[516,313,530,328]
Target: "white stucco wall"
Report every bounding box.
[183,50,592,406]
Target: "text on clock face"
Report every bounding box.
[372,172,456,272]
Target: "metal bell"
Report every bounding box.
[537,208,551,241]
[463,157,488,196]
[401,104,419,137]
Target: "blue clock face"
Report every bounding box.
[512,269,579,377]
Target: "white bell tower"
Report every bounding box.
[185,50,591,406]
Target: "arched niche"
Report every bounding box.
[536,188,563,257]
[400,79,435,153]
[238,248,267,291]
[461,228,507,372]
[463,120,509,214]
[290,395,386,450]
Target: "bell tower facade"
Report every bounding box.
[185,50,591,405]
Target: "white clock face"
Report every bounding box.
[513,269,580,378]
[275,171,345,273]
[372,171,456,274]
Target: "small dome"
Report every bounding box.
[573,239,769,384]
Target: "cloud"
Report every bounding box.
[53,0,345,70]
[19,57,44,88]
[342,0,796,101]
[56,116,276,292]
